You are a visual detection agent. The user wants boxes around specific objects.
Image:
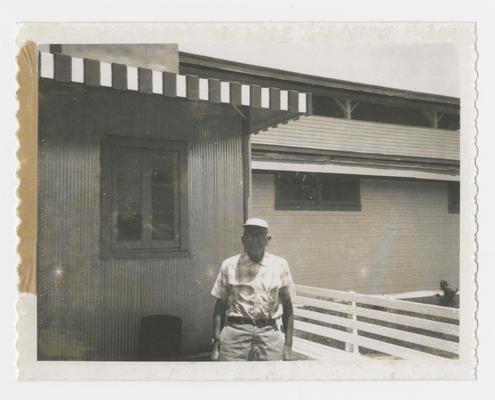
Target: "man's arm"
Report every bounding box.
[280,286,294,361]
[211,298,227,361]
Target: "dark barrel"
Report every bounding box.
[138,315,182,361]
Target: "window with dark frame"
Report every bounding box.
[101,137,188,256]
[275,171,360,210]
[448,181,460,214]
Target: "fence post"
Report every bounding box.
[345,291,359,354]
[351,297,360,354]
[345,291,353,352]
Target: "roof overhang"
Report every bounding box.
[252,160,459,182]
[179,51,460,112]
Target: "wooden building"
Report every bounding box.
[181,52,460,295]
[36,45,459,361]
[251,119,460,294]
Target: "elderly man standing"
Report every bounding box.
[210,218,295,361]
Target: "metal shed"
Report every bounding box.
[36,46,309,360]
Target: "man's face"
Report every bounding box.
[241,227,270,261]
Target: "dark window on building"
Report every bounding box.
[101,137,188,256]
[448,182,460,214]
[275,172,360,210]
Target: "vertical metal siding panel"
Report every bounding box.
[38,81,244,360]
[185,105,244,354]
[251,173,460,295]
[38,88,102,359]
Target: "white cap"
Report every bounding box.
[243,217,269,230]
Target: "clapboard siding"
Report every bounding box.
[251,172,459,294]
[251,115,459,161]
[37,79,244,360]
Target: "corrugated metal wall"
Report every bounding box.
[37,80,244,360]
[252,172,459,294]
[252,115,459,161]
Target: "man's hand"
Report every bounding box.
[211,340,220,361]
[211,299,226,361]
[283,344,292,361]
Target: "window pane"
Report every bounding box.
[151,152,178,241]
[321,175,358,204]
[152,212,175,240]
[114,148,143,241]
[341,183,358,201]
[276,173,293,201]
[117,212,142,241]
[293,173,318,201]
[321,176,334,201]
[276,172,319,207]
[151,185,175,211]
[152,152,177,183]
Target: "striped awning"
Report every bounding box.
[39,52,312,113]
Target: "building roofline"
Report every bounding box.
[179,51,460,106]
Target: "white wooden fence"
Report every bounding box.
[293,284,459,361]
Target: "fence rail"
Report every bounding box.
[292,284,459,361]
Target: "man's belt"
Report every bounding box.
[227,316,276,328]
